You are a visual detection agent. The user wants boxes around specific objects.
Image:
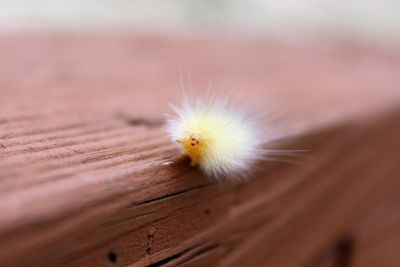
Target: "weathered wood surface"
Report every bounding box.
[0,33,400,267]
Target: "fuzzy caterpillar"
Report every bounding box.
[164,93,278,180]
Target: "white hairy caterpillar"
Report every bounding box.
[164,92,291,180]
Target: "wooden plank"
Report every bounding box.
[0,33,399,267]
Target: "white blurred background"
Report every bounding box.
[0,0,399,42]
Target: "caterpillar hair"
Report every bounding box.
[165,90,291,180]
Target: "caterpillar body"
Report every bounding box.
[164,94,273,180]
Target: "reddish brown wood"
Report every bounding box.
[0,33,399,267]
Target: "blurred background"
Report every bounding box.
[1,0,400,42]
[1,0,399,121]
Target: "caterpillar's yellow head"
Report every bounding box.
[177,133,205,166]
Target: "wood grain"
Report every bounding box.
[0,33,399,267]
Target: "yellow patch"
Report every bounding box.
[178,133,207,166]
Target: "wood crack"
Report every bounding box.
[138,183,215,205]
[116,114,163,129]
[145,242,220,267]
